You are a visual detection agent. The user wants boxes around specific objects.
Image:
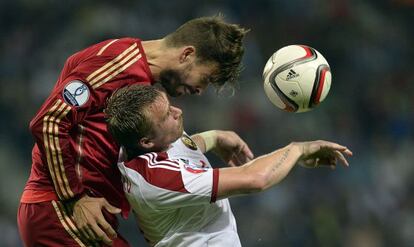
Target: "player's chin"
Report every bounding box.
[166,88,182,97]
[171,91,183,97]
[159,82,181,97]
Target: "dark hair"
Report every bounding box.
[164,15,249,90]
[104,85,161,155]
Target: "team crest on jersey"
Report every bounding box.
[181,134,198,150]
[62,80,90,107]
[184,162,208,174]
[179,158,190,165]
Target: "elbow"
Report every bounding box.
[29,119,36,132]
[247,172,271,193]
[29,116,44,137]
[29,118,40,134]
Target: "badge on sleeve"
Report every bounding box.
[62,80,90,107]
[184,162,209,174]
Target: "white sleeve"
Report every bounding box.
[120,153,219,210]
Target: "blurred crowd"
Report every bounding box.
[1,0,413,246]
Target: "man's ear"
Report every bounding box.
[139,137,155,150]
[179,46,195,63]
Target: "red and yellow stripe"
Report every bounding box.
[75,124,85,181]
[52,200,99,247]
[43,99,73,200]
[87,42,142,89]
[97,39,119,56]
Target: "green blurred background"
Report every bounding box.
[1,0,413,246]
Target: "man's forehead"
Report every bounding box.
[145,92,168,112]
[150,92,169,117]
[158,91,169,105]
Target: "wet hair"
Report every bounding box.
[164,15,249,91]
[104,85,161,155]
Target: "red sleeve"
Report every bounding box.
[29,38,151,201]
[29,88,84,201]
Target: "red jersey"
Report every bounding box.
[22,38,154,219]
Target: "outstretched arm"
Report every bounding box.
[216,140,352,200]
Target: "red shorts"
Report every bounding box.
[17,201,130,247]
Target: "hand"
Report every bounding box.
[295,140,353,169]
[72,195,121,245]
[213,130,254,167]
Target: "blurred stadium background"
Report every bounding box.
[1,0,413,246]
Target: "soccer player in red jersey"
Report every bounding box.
[17,16,251,247]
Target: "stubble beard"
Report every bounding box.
[158,69,184,97]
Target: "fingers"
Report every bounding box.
[76,211,112,244]
[241,144,254,160]
[343,148,353,156]
[103,200,121,215]
[233,143,254,166]
[72,196,119,245]
[80,226,96,241]
[100,200,120,239]
[80,215,115,245]
[300,141,352,169]
[96,217,117,240]
[73,207,97,242]
[327,144,353,157]
[225,145,250,167]
[233,153,246,166]
[322,141,352,168]
[334,150,350,167]
[319,141,348,152]
[228,160,237,167]
[90,222,113,245]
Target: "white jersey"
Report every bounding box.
[118,134,241,247]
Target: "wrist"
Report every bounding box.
[198,130,218,152]
[289,142,304,160]
[67,190,94,205]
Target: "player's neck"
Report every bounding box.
[142,39,166,80]
[142,39,164,57]
[142,39,186,82]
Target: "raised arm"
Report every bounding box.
[192,130,254,166]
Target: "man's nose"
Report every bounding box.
[172,106,182,118]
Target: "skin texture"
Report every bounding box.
[143,40,216,97]
[139,93,184,151]
[72,196,121,244]
[216,141,352,200]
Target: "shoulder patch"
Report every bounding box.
[62,80,90,107]
[181,134,198,150]
[184,162,209,174]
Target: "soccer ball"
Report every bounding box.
[263,45,331,113]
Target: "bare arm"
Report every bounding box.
[217,140,352,200]
[191,133,208,153]
[192,130,254,166]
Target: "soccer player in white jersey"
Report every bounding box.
[104,85,352,247]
